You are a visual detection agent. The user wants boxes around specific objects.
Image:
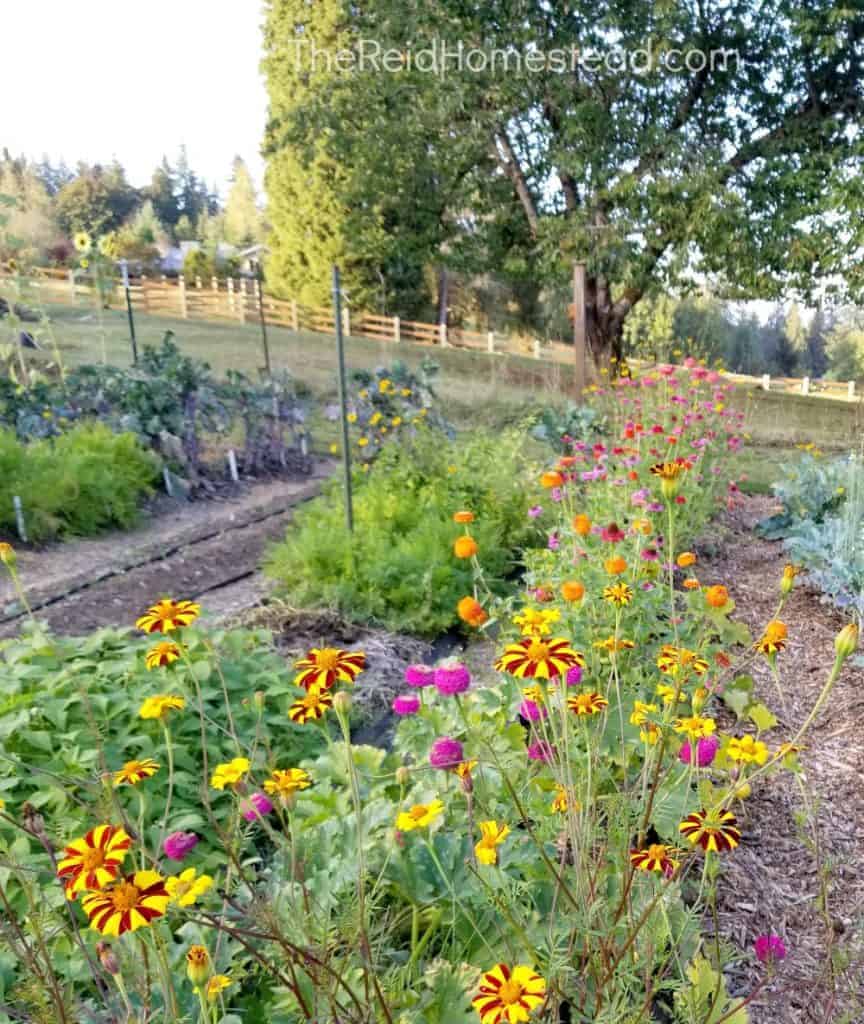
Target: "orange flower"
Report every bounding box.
[572,514,591,536]
[560,580,584,602]
[677,552,697,568]
[454,536,479,559]
[458,596,488,627]
[705,585,729,608]
[453,510,475,524]
[540,471,564,489]
[604,556,627,575]
[683,578,700,590]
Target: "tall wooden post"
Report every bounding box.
[333,266,354,533]
[573,263,587,398]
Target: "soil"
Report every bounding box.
[0,463,333,637]
[700,494,864,1024]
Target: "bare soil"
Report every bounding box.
[701,495,864,1024]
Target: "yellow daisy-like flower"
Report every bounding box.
[629,701,658,727]
[210,757,250,791]
[396,799,444,831]
[673,716,716,740]
[57,825,131,899]
[263,768,312,798]
[82,870,169,936]
[379,378,392,392]
[656,645,709,676]
[113,759,160,787]
[521,684,547,706]
[655,683,684,705]
[602,583,633,607]
[550,784,580,814]
[567,691,609,716]
[136,599,201,634]
[640,722,661,745]
[357,437,369,447]
[144,641,182,670]
[726,734,768,765]
[512,607,560,637]
[207,975,232,1001]
[593,636,635,654]
[165,867,214,907]
[630,843,679,875]
[472,963,546,1024]
[475,820,510,865]
[293,647,367,691]
[456,759,478,779]
[288,686,333,724]
[494,638,584,680]
[139,695,185,720]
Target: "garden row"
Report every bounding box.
[0,360,857,1023]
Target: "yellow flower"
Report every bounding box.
[186,944,211,987]
[391,416,402,426]
[726,735,768,765]
[456,760,478,779]
[346,412,358,423]
[370,411,382,425]
[135,599,200,634]
[358,437,369,447]
[113,759,160,787]
[207,974,231,1001]
[139,695,185,720]
[329,443,339,454]
[475,820,510,865]
[379,378,392,392]
[396,799,444,831]
[166,867,214,907]
[400,388,411,396]
[673,716,716,740]
[263,768,312,799]
[473,964,546,1023]
[550,784,579,814]
[82,870,169,936]
[210,757,250,790]
[73,231,92,253]
[512,607,560,637]
[629,701,658,726]
[145,641,182,670]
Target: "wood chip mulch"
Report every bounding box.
[699,494,864,1024]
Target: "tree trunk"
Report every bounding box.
[585,274,630,376]
[436,267,449,326]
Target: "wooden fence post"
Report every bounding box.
[178,275,188,318]
[393,315,401,343]
[237,279,246,324]
[487,330,495,354]
[848,379,856,399]
[211,276,219,294]
[533,339,541,359]
[68,269,76,300]
[761,374,770,391]
[227,277,235,313]
[342,305,351,337]
[439,322,448,347]
[291,299,299,331]
[801,376,810,395]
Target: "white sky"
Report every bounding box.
[2,2,268,197]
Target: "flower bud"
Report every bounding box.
[734,782,752,800]
[0,542,16,568]
[96,942,120,976]
[395,766,411,787]
[333,690,352,714]
[835,623,859,662]
[253,690,265,712]
[691,687,708,713]
[780,564,800,596]
[186,945,211,988]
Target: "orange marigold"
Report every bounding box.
[453,510,474,524]
[682,578,700,590]
[453,536,479,559]
[540,470,564,489]
[705,585,729,608]
[458,596,488,627]
[560,580,585,602]
[604,556,627,575]
[572,514,591,536]
[677,552,697,568]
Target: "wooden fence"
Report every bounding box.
[1,267,861,400]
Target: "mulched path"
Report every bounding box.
[700,494,864,1024]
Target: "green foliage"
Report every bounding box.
[0,422,158,542]
[266,427,537,634]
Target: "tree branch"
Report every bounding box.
[493,129,539,237]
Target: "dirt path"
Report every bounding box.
[702,495,864,1024]
[0,464,332,637]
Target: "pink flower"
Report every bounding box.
[528,505,543,519]
[163,832,199,861]
[565,664,583,687]
[547,532,560,551]
[527,740,556,763]
[600,523,627,543]
[404,664,435,688]
[429,736,464,769]
[678,735,719,767]
[393,693,421,716]
[241,792,273,821]
[434,661,471,696]
[519,699,547,722]
[754,934,787,963]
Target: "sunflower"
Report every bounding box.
[673,716,716,740]
[263,768,312,799]
[145,641,182,670]
[293,647,366,690]
[113,759,160,787]
[81,870,170,936]
[603,582,633,607]
[755,620,787,656]
[288,687,333,724]
[630,843,679,874]
[567,692,609,716]
[494,638,583,680]
[679,808,741,853]
[512,607,560,637]
[73,231,92,253]
[726,735,768,765]
[57,825,131,899]
[139,695,185,720]
[475,821,510,865]
[210,758,250,790]
[472,963,546,1024]
[136,599,201,634]
[165,867,213,907]
[656,645,708,676]
[396,799,444,831]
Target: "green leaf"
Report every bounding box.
[748,703,778,732]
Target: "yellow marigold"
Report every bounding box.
[780,563,801,595]
[263,768,312,799]
[677,552,697,568]
[673,716,716,739]
[145,641,182,670]
[726,734,768,765]
[139,695,185,720]
[454,536,479,559]
[560,580,585,602]
[629,701,658,726]
[604,556,627,575]
[166,867,213,907]
[207,975,231,1001]
[603,582,633,607]
[512,606,560,637]
[186,944,211,987]
[755,619,788,655]
[632,518,652,536]
[705,585,729,608]
[82,870,169,936]
[210,757,250,791]
[396,799,444,831]
[136,599,200,635]
[475,820,510,865]
[472,964,546,1024]
[113,759,160,787]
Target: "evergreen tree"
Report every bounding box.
[146,158,180,228]
[223,157,262,247]
[784,302,806,370]
[805,306,830,377]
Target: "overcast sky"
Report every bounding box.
[2,2,268,196]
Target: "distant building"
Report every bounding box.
[160,241,201,274]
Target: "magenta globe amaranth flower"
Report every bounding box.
[241,792,274,822]
[754,934,787,964]
[565,664,583,687]
[393,693,421,716]
[678,734,719,767]
[518,699,547,722]
[162,831,199,861]
[434,660,471,696]
[404,664,435,688]
[526,740,556,763]
[429,736,464,769]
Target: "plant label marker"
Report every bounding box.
[12,496,27,543]
[227,449,239,483]
[119,259,138,365]
[333,265,354,533]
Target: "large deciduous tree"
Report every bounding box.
[263,0,864,367]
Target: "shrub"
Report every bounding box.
[266,427,538,635]
[0,421,158,542]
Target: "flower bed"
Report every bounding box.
[0,363,857,1023]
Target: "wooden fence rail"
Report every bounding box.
[1,269,862,401]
